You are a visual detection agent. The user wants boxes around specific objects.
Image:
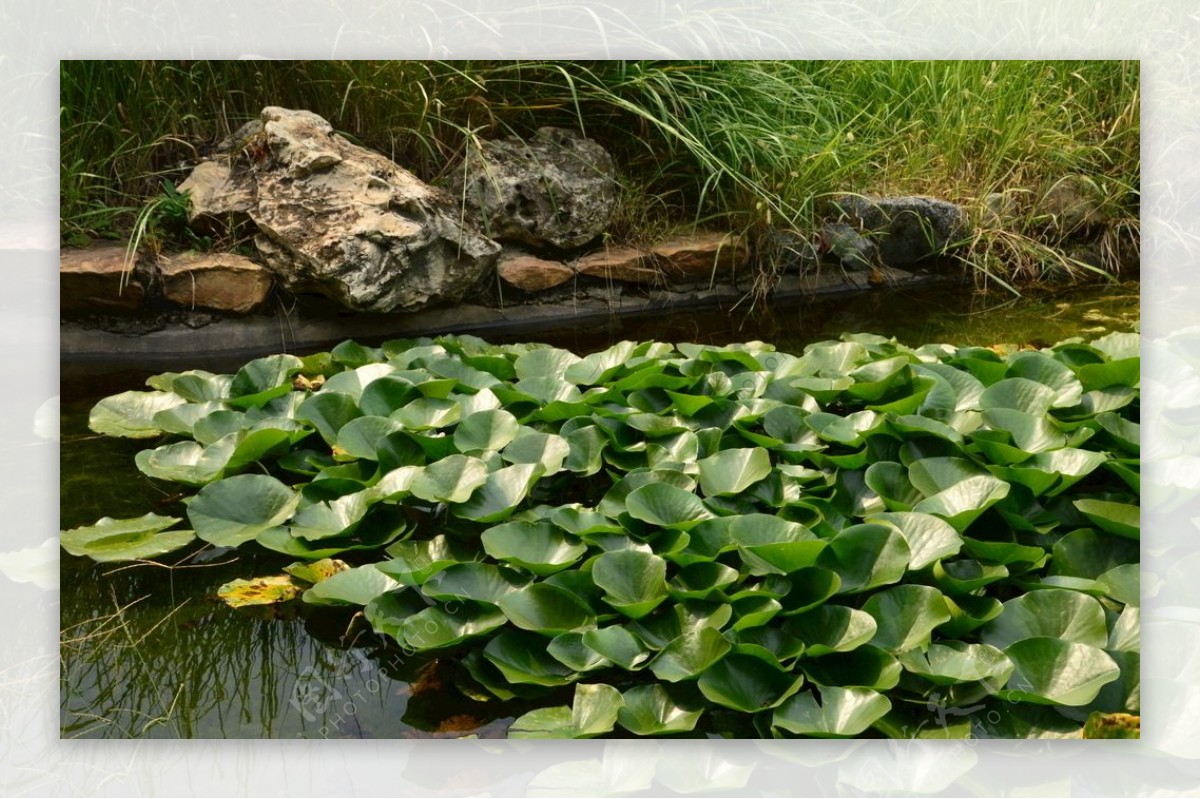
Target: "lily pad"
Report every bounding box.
[697,651,804,712]
[60,513,194,562]
[1000,637,1120,706]
[89,390,186,438]
[187,474,299,547]
[481,520,587,576]
[592,549,670,619]
[772,685,891,737]
[617,683,705,735]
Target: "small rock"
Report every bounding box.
[158,252,272,313]
[759,229,820,274]
[982,190,1028,229]
[651,232,749,280]
[497,253,575,292]
[455,127,618,250]
[820,222,878,270]
[834,195,971,267]
[60,243,144,312]
[574,247,658,284]
[1037,176,1105,234]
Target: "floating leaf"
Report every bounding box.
[1074,499,1139,540]
[981,588,1109,649]
[421,562,528,604]
[898,641,1013,686]
[648,626,733,682]
[481,520,587,576]
[617,683,704,735]
[582,626,652,670]
[485,630,578,686]
[60,513,193,562]
[866,512,961,570]
[397,602,507,651]
[592,550,670,619]
[1000,638,1120,706]
[217,575,302,607]
[863,585,951,653]
[784,605,877,656]
[497,583,597,634]
[625,483,714,530]
[188,474,299,547]
[819,523,910,593]
[698,652,804,712]
[454,463,541,523]
[729,514,826,574]
[454,409,520,453]
[89,390,186,438]
[772,686,891,737]
[301,564,399,606]
[697,447,772,496]
[410,454,489,504]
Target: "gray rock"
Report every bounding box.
[758,229,819,274]
[454,127,617,250]
[834,195,971,267]
[179,106,500,312]
[1036,176,1106,235]
[819,222,877,270]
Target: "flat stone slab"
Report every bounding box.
[652,232,749,279]
[497,254,575,292]
[61,243,143,312]
[574,247,659,284]
[158,252,272,313]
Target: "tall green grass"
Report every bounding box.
[60,60,1139,283]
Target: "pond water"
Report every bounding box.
[60,280,1140,739]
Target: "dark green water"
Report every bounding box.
[60,281,1140,738]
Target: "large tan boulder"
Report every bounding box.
[179,107,500,312]
[158,252,272,313]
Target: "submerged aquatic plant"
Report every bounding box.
[65,331,1140,738]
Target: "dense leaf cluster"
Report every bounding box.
[66,331,1140,738]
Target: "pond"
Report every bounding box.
[60,280,1140,739]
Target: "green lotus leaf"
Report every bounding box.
[772,685,891,738]
[981,588,1109,649]
[579,625,652,670]
[818,523,910,594]
[453,463,542,522]
[592,549,670,619]
[396,602,507,651]
[866,511,962,570]
[188,409,247,446]
[727,514,825,574]
[776,567,841,615]
[151,399,227,437]
[287,490,375,541]
[730,596,783,631]
[89,390,187,438]
[187,474,299,547]
[960,536,1046,567]
[912,475,1010,532]
[255,524,407,560]
[625,483,714,530]
[864,462,923,511]
[514,346,582,380]
[805,410,882,446]
[481,520,587,576]
[932,559,1009,593]
[60,513,194,562]
[565,341,638,385]
[155,370,233,402]
[377,535,475,584]
[648,625,732,682]
[898,641,1014,686]
[485,630,579,686]
[617,683,705,735]
[1007,350,1083,408]
[547,632,612,672]
[426,357,501,392]
[698,651,804,712]
[863,585,951,653]
[329,339,382,368]
[846,355,912,401]
[497,582,597,635]
[420,562,529,604]
[550,507,623,538]
[301,563,400,606]
[1097,563,1139,607]
[733,627,806,663]
[784,604,877,656]
[452,409,519,453]
[800,645,901,690]
[1109,606,1139,653]
[563,425,607,475]
[991,447,1108,497]
[1050,528,1139,580]
[1095,411,1139,454]
[408,454,488,504]
[999,637,1120,706]
[980,377,1057,416]
[135,437,235,486]
[1073,498,1139,540]
[501,429,570,475]
[697,447,772,497]
[980,408,1066,455]
[629,601,733,650]
[227,353,303,408]
[297,391,363,446]
[356,375,420,417]
[508,683,623,739]
[1089,331,1139,361]
[939,593,1004,637]
[391,397,462,431]
[331,415,403,461]
[668,561,740,600]
[320,363,396,400]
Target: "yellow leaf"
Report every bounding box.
[217,575,303,608]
